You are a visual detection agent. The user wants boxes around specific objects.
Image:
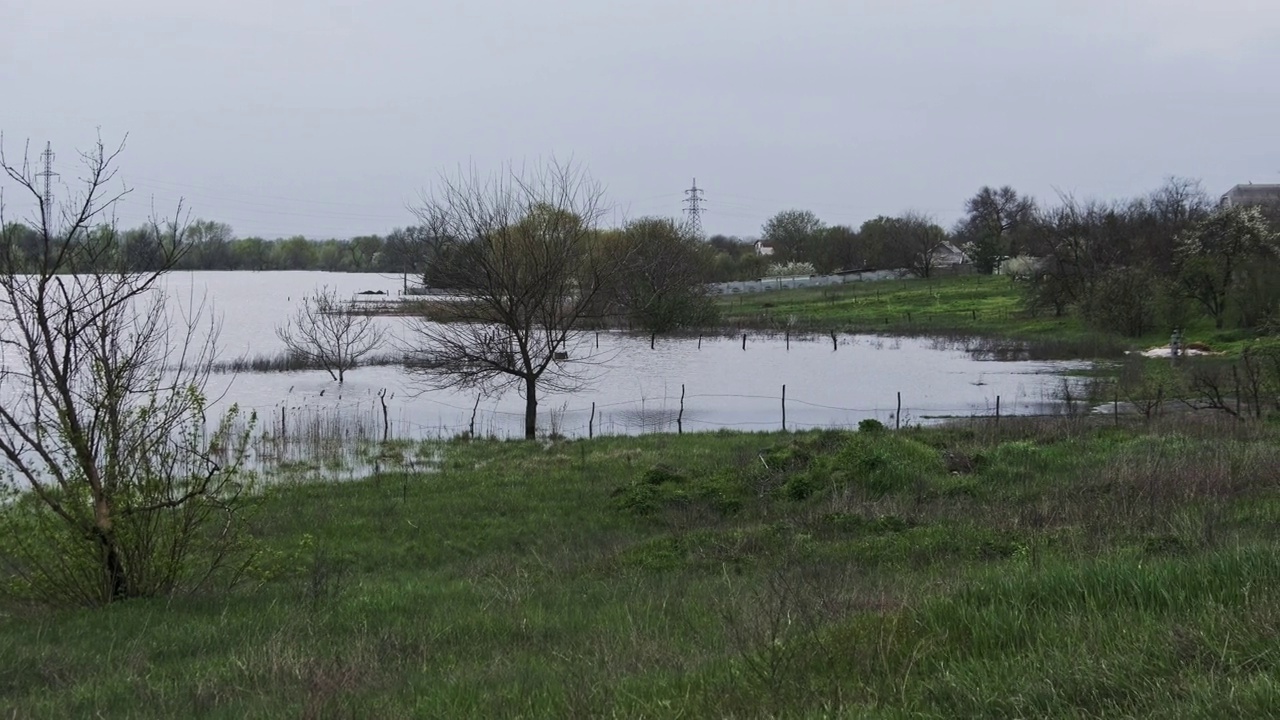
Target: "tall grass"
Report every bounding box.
[209,350,404,374]
[3,418,1280,717]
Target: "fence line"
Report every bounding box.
[230,382,1045,446]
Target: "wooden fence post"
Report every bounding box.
[995,395,1001,427]
[589,402,596,439]
[782,384,787,431]
[677,385,685,435]
[379,388,390,442]
[742,333,747,350]
[896,392,901,430]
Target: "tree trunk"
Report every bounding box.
[92,499,128,601]
[524,376,537,440]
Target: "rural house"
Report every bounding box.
[1219,183,1280,209]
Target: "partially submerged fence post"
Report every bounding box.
[469,395,480,438]
[650,332,655,350]
[896,392,901,430]
[995,395,1000,427]
[280,405,287,441]
[831,331,837,351]
[677,385,685,435]
[782,384,787,431]
[742,333,747,350]
[698,334,702,349]
[378,388,390,442]
[785,329,790,351]
[589,402,596,439]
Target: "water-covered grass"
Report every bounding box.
[3,417,1279,717]
[209,349,404,374]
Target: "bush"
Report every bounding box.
[858,418,886,433]
[1082,266,1160,337]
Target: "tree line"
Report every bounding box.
[706,180,1280,338]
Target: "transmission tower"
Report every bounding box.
[35,142,58,226]
[683,178,705,238]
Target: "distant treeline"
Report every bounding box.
[0,220,444,276]
[7,179,1280,338]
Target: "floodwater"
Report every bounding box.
[146,271,1090,439]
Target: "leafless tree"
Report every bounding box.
[895,211,950,279]
[276,286,386,383]
[952,186,1038,274]
[402,161,625,439]
[0,134,253,606]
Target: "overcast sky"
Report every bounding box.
[3,0,1279,240]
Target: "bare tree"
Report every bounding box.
[402,161,624,439]
[0,134,253,606]
[276,286,386,383]
[954,186,1037,274]
[895,211,950,279]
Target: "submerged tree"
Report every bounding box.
[608,217,718,335]
[276,286,386,383]
[403,161,626,439]
[0,134,254,606]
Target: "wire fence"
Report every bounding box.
[224,381,1073,449]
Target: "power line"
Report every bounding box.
[683,178,705,239]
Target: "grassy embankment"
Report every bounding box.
[3,416,1279,717]
[717,274,1262,358]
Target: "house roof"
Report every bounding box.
[1222,184,1280,205]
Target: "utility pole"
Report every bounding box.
[683,178,705,239]
[35,142,58,230]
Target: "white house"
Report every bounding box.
[933,241,968,268]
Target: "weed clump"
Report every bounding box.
[787,433,943,500]
[858,418,886,433]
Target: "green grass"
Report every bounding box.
[3,418,1280,717]
[717,274,1254,359]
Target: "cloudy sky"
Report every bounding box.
[3,0,1278,239]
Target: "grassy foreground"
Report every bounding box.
[3,417,1280,718]
[717,275,1257,358]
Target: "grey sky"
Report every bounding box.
[3,0,1278,239]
